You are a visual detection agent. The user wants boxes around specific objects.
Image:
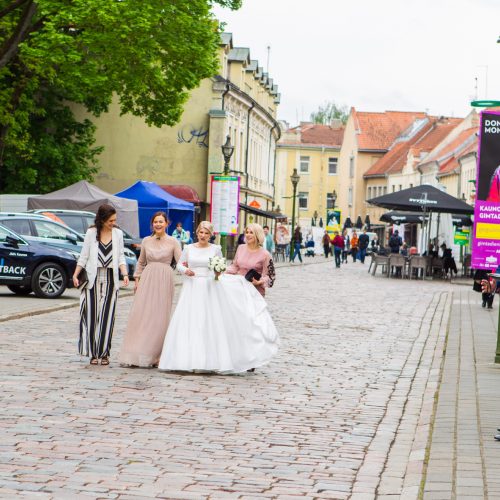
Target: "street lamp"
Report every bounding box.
[313,210,318,226]
[331,189,337,209]
[290,168,300,261]
[221,135,234,175]
[220,135,234,257]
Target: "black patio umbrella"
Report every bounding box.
[451,214,473,227]
[380,211,424,224]
[355,216,363,229]
[319,217,323,228]
[343,217,352,229]
[367,184,473,215]
[364,215,371,230]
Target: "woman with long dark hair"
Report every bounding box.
[73,204,129,365]
[118,211,182,367]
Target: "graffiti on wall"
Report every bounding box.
[177,125,209,148]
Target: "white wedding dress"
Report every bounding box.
[158,244,279,373]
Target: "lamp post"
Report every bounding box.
[290,168,300,261]
[331,189,337,210]
[313,210,318,226]
[220,135,234,257]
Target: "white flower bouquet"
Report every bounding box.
[208,256,227,280]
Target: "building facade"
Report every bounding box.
[72,33,281,238]
[275,122,344,229]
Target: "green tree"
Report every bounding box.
[0,0,241,192]
[310,101,349,125]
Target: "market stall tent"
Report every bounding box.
[27,180,139,236]
[115,181,194,237]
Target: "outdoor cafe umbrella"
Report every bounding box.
[355,216,363,229]
[367,184,473,215]
[364,214,371,230]
[343,217,353,229]
[380,211,473,226]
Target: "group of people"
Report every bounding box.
[73,205,279,373]
[322,229,372,267]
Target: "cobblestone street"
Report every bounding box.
[0,260,463,498]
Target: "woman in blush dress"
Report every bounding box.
[158,221,279,373]
[226,223,276,297]
[118,212,182,368]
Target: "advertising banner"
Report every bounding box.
[454,227,470,246]
[472,110,500,269]
[326,209,342,235]
[210,175,240,235]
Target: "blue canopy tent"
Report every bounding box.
[115,181,194,237]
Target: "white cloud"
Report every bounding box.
[213,0,500,123]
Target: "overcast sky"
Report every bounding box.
[212,0,500,125]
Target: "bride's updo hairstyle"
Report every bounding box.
[246,223,265,247]
[197,221,214,235]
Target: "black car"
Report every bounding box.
[0,223,77,298]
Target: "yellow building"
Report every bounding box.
[276,122,344,229]
[71,33,281,243]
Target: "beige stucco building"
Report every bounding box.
[275,122,344,229]
[72,33,281,239]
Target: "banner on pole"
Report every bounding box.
[210,175,240,235]
[472,110,500,269]
[326,209,342,235]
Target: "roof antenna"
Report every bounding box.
[266,45,271,73]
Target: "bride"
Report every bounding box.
[158,221,279,373]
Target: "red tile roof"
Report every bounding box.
[364,117,463,178]
[280,123,344,147]
[436,131,478,176]
[353,109,428,150]
[425,127,477,165]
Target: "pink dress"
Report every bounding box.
[118,236,181,367]
[226,244,275,296]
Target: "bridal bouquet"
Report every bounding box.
[208,256,227,280]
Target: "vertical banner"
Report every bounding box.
[210,175,240,235]
[326,209,342,235]
[472,110,500,269]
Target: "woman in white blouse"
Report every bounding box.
[72,204,128,365]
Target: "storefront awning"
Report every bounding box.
[160,185,201,203]
[239,203,287,221]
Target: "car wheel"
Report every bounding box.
[32,262,67,298]
[7,284,33,296]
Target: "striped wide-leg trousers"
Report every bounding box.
[78,268,118,359]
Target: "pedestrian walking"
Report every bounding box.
[291,226,303,263]
[350,231,359,262]
[332,231,344,268]
[73,204,129,366]
[159,222,279,373]
[118,212,182,367]
[342,230,350,263]
[358,229,369,264]
[322,230,331,258]
[389,230,402,253]
[473,269,495,309]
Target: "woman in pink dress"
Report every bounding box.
[118,212,182,367]
[226,223,275,297]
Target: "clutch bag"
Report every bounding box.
[244,268,261,282]
[77,268,89,290]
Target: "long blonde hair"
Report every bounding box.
[246,223,265,247]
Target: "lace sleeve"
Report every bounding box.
[267,258,276,288]
[261,252,275,288]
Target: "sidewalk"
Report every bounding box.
[422,289,500,499]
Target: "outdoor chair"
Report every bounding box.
[408,255,427,279]
[371,254,389,276]
[389,254,407,278]
[274,244,287,263]
[431,257,445,278]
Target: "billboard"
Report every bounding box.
[326,209,342,234]
[210,175,240,235]
[471,110,500,269]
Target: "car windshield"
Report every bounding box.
[56,214,86,234]
[32,220,74,240]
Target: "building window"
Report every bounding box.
[299,156,310,174]
[326,193,336,209]
[328,157,338,175]
[348,187,353,207]
[383,186,387,195]
[349,156,355,178]
[298,191,308,210]
[399,184,402,191]
[367,187,372,200]
[392,185,396,193]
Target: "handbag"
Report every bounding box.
[245,268,261,282]
[76,268,89,290]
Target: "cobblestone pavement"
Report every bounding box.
[0,259,456,499]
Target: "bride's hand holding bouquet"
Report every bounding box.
[208,256,227,280]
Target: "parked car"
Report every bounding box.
[29,209,142,257]
[0,213,137,277]
[0,223,77,298]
